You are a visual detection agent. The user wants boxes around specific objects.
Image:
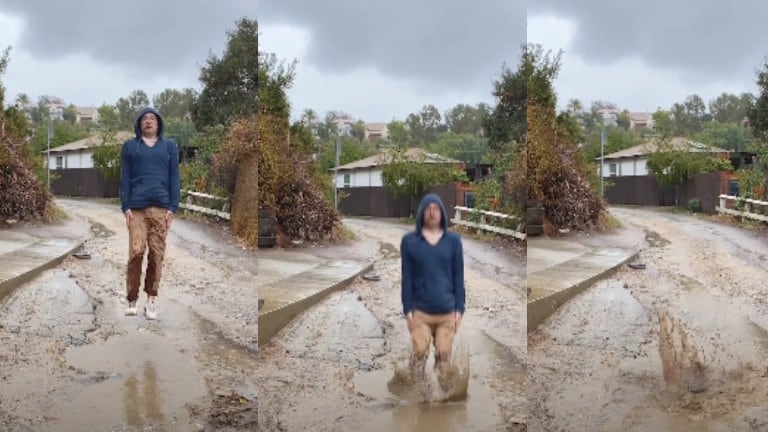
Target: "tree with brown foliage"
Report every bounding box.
[212,110,340,246]
[0,46,55,224]
[525,44,607,232]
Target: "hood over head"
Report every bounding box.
[415,193,448,232]
[134,107,164,138]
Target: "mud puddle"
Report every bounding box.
[41,332,207,431]
[644,229,670,247]
[353,328,522,432]
[624,406,767,432]
[39,296,258,431]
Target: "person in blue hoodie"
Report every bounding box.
[119,107,180,320]
[400,193,465,390]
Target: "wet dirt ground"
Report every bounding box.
[257,218,527,431]
[528,207,768,432]
[0,198,260,431]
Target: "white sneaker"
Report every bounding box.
[145,297,157,320]
[125,301,138,316]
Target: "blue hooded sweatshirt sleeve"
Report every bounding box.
[119,107,181,213]
[400,193,466,316]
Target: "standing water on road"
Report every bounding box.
[354,327,523,432]
[257,217,526,431]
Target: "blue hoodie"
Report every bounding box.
[119,107,180,214]
[400,193,465,316]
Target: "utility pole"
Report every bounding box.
[333,135,340,210]
[600,126,605,198]
[46,116,52,190]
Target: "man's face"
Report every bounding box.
[423,202,442,227]
[141,113,159,137]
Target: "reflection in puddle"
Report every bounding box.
[123,361,166,426]
[40,332,207,431]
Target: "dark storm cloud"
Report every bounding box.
[530,0,768,79]
[0,1,258,74]
[257,0,526,90]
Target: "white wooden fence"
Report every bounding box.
[179,190,231,220]
[716,194,768,223]
[451,206,526,240]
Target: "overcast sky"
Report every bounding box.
[257,0,526,122]
[0,1,257,108]
[6,2,758,121]
[529,1,768,113]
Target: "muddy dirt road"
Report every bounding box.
[257,218,526,431]
[0,198,260,431]
[528,207,768,432]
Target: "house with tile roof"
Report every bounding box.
[329,147,466,217]
[597,137,729,178]
[43,131,133,197]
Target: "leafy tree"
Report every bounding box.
[0,46,54,221]
[91,140,122,181]
[710,92,754,124]
[617,109,631,130]
[30,120,89,154]
[163,118,196,153]
[652,109,674,136]
[556,111,586,146]
[315,114,338,141]
[301,108,318,125]
[646,137,730,188]
[318,135,376,172]
[692,121,754,152]
[386,120,409,148]
[182,124,227,192]
[444,103,489,135]
[352,119,366,142]
[578,102,603,133]
[405,105,443,146]
[91,103,126,182]
[14,93,30,108]
[526,42,606,230]
[97,104,120,130]
[381,149,467,206]
[289,121,317,157]
[193,18,265,130]
[63,104,77,124]
[0,48,30,140]
[670,94,707,136]
[426,132,489,165]
[153,88,197,120]
[736,164,766,200]
[566,99,583,115]
[748,60,768,142]
[116,90,150,130]
[582,125,642,161]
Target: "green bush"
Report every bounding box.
[687,198,702,213]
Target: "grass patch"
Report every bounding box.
[341,225,358,241]
[665,205,687,213]
[608,215,622,229]
[54,205,69,221]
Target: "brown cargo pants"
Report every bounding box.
[408,310,456,368]
[126,207,169,302]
